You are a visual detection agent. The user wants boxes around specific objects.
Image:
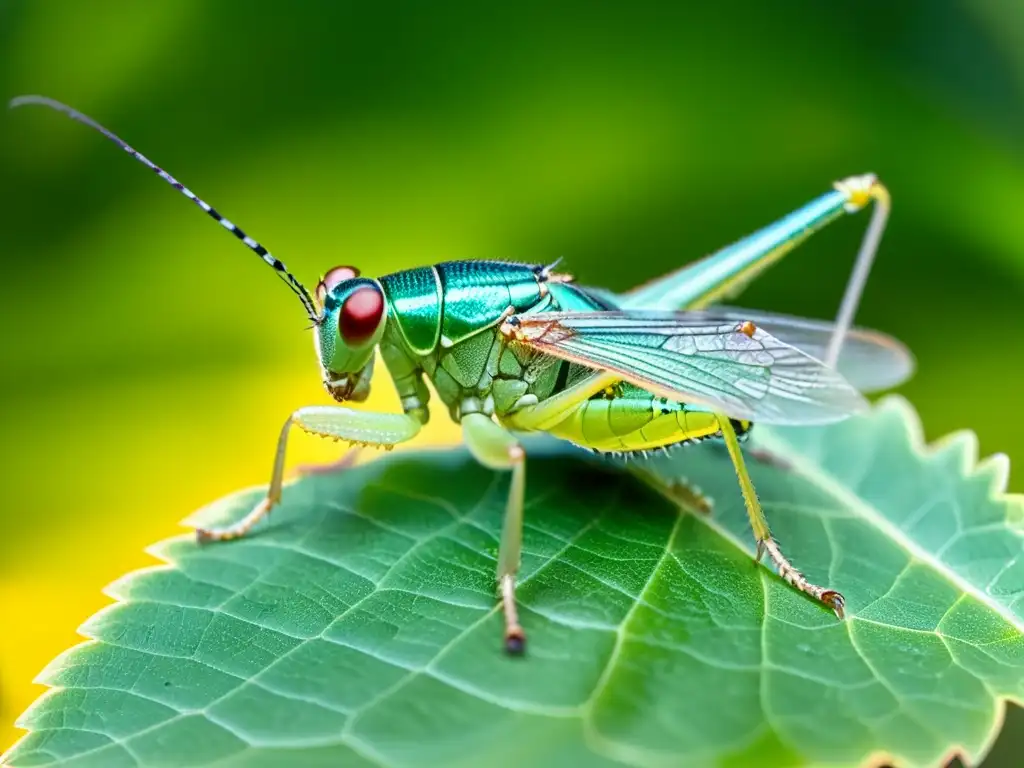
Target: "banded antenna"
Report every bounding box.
[8,95,320,323]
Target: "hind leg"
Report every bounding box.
[716,416,844,618]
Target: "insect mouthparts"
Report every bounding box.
[323,375,353,402]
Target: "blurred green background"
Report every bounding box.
[2,0,1023,764]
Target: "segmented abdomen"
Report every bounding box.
[545,382,752,454]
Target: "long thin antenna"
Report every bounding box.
[8,95,320,323]
[825,177,891,368]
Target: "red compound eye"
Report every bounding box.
[339,286,384,345]
[316,265,361,305]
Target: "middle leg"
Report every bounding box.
[461,412,528,654]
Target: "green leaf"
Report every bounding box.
[4,396,1023,768]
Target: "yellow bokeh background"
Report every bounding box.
[3,1,1024,763]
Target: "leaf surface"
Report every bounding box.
[4,397,1023,768]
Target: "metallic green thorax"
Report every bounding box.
[376,260,607,423]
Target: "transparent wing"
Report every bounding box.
[578,285,915,394]
[504,310,869,425]
[711,305,915,393]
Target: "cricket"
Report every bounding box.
[11,95,913,655]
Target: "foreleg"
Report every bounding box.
[196,406,422,542]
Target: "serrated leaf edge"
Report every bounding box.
[761,395,1024,768]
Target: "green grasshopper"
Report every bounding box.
[13,96,912,654]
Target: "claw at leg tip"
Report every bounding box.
[504,626,526,656]
[823,590,846,620]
